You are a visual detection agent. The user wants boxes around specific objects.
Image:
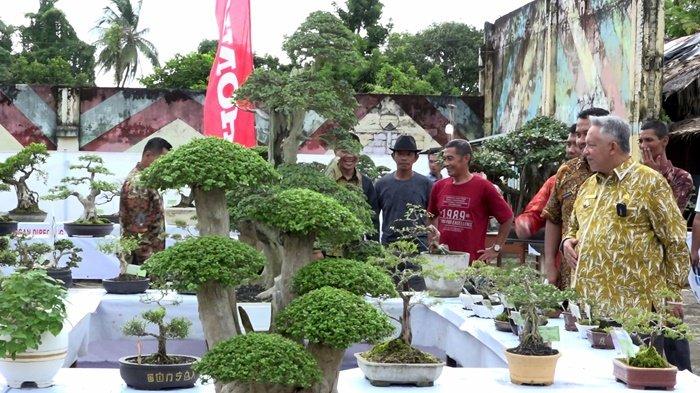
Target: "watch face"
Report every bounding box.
[494,245,501,252]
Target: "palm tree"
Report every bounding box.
[94,0,159,87]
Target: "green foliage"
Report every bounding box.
[140,137,278,192]
[143,235,265,293]
[4,56,92,85]
[98,235,140,275]
[275,287,393,349]
[364,338,440,364]
[503,281,573,311]
[342,239,386,261]
[194,333,321,388]
[628,346,668,368]
[122,306,191,362]
[665,0,700,39]
[0,269,66,359]
[0,233,82,270]
[140,51,214,90]
[292,258,397,297]
[357,155,391,181]
[619,307,693,344]
[197,39,218,55]
[94,0,159,87]
[334,0,391,54]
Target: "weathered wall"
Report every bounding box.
[0,86,484,153]
[482,0,664,134]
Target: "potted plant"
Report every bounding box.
[98,235,149,294]
[0,233,82,288]
[194,332,322,393]
[164,188,197,227]
[45,155,119,237]
[0,143,49,222]
[495,311,513,332]
[118,292,199,390]
[503,278,561,386]
[573,302,604,340]
[0,269,67,388]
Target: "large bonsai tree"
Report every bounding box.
[44,155,119,223]
[0,143,49,216]
[143,235,265,348]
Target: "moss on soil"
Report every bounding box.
[628,346,668,368]
[363,339,441,364]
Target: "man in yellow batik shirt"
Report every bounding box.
[562,116,690,316]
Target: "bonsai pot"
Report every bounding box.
[574,322,597,339]
[102,277,150,294]
[422,251,469,297]
[164,207,197,227]
[0,221,18,236]
[587,329,614,350]
[494,319,512,332]
[46,268,72,288]
[544,309,562,319]
[7,210,47,223]
[0,327,68,388]
[354,353,444,387]
[64,222,114,237]
[119,355,200,390]
[613,358,677,390]
[459,293,483,310]
[562,311,578,331]
[472,302,504,319]
[505,349,560,386]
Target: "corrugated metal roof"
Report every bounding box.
[663,32,700,98]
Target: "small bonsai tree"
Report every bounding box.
[194,333,322,393]
[0,233,82,271]
[0,143,49,217]
[98,235,141,279]
[44,155,119,224]
[143,235,265,348]
[275,287,394,393]
[619,307,693,368]
[0,269,67,359]
[122,303,192,364]
[292,258,397,298]
[506,277,558,357]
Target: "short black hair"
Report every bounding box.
[143,137,172,155]
[445,139,472,157]
[578,107,610,119]
[568,123,577,135]
[640,119,669,139]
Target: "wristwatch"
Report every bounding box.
[493,244,502,253]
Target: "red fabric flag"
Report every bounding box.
[203,0,255,146]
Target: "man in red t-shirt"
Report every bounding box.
[427,139,513,263]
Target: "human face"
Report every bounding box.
[141,148,170,168]
[392,150,418,172]
[638,129,666,158]
[428,154,442,175]
[337,150,359,171]
[575,117,591,151]
[442,147,469,178]
[583,126,614,174]
[565,133,580,159]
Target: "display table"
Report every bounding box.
[63,289,103,367]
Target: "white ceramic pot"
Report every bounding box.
[472,303,505,319]
[355,353,445,387]
[422,252,470,297]
[459,294,483,309]
[575,322,597,339]
[0,327,69,388]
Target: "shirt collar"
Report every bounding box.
[330,160,360,183]
[596,157,635,183]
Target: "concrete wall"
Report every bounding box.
[481,0,664,134]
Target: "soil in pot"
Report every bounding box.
[46,268,72,288]
[588,328,614,349]
[119,355,199,390]
[64,221,114,237]
[363,339,440,364]
[103,275,150,294]
[0,221,18,236]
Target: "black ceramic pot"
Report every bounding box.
[47,267,73,288]
[64,222,114,237]
[0,221,18,236]
[103,277,150,294]
[119,355,199,390]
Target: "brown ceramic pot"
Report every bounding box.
[613,358,677,390]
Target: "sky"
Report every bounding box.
[1,0,531,87]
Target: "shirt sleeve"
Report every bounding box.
[485,179,513,224]
[516,176,555,235]
[646,175,691,293]
[664,168,694,211]
[542,170,564,224]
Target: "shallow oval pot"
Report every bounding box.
[0,328,68,388]
[494,319,512,332]
[504,349,560,386]
[613,358,677,390]
[102,277,150,294]
[459,293,483,309]
[119,355,200,390]
[64,222,114,238]
[354,353,444,387]
[422,251,469,297]
[7,211,47,223]
[472,303,505,319]
[0,221,18,236]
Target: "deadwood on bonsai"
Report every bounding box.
[0,143,48,216]
[275,287,393,393]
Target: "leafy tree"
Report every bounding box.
[0,20,12,81]
[94,0,159,87]
[139,51,213,90]
[7,56,91,86]
[254,53,292,72]
[197,39,218,54]
[366,62,439,94]
[333,0,392,54]
[665,0,700,39]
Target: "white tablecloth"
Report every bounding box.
[63,289,103,367]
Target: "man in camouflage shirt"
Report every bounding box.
[119,137,172,265]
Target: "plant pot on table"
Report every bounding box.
[587,329,614,349]
[574,321,598,339]
[613,358,677,390]
[562,311,578,331]
[494,319,512,332]
[46,267,72,288]
[354,353,444,387]
[0,220,18,236]
[422,251,469,297]
[505,348,560,386]
[64,221,114,237]
[119,355,200,390]
[102,275,150,294]
[7,208,47,223]
[0,327,69,388]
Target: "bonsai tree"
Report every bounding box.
[0,143,49,218]
[0,233,82,271]
[44,155,119,224]
[0,269,67,359]
[122,304,192,364]
[143,235,265,348]
[275,287,394,393]
[194,333,322,393]
[98,235,141,279]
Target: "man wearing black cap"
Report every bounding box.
[375,135,433,248]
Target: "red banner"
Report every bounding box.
[203,0,255,146]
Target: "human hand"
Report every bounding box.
[562,238,578,268]
[641,148,668,172]
[476,246,499,264]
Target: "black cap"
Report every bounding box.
[390,135,420,152]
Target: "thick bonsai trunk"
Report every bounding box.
[156,330,167,361]
[307,343,344,393]
[14,181,41,211]
[268,110,304,167]
[197,281,241,348]
[238,221,283,289]
[194,187,230,236]
[272,233,315,319]
[79,199,99,222]
[400,294,413,345]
